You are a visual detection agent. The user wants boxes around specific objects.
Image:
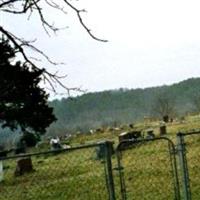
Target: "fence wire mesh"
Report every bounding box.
[1,134,200,200]
[0,143,110,200]
[115,139,179,200]
[180,133,200,200]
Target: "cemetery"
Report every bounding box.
[0,114,200,199]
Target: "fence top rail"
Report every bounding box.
[0,140,114,161]
[177,130,200,137]
[116,136,175,151]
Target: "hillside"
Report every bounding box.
[2,111,200,200]
[47,77,200,136]
[1,78,200,199]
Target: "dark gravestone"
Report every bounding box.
[15,157,34,176]
[129,124,134,129]
[119,131,142,143]
[118,131,142,150]
[160,125,167,136]
[96,128,104,133]
[163,115,169,123]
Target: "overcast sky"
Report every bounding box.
[2,0,200,98]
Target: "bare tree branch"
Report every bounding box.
[63,0,108,42]
[0,0,107,95]
[0,26,68,93]
[0,0,20,9]
[0,0,107,40]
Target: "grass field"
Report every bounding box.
[0,146,109,200]
[1,114,200,199]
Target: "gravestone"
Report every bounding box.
[129,124,134,129]
[15,157,34,176]
[118,131,142,143]
[163,115,169,123]
[50,137,62,150]
[160,125,167,135]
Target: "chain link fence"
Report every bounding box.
[0,142,114,200]
[1,133,200,200]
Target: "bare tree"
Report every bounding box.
[0,0,107,94]
[152,92,176,120]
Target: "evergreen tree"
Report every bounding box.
[0,38,56,135]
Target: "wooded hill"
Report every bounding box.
[1,77,200,145]
[47,77,200,136]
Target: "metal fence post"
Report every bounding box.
[103,141,116,200]
[0,160,3,182]
[116,149,127,200]
[167,141,181,200]
[176,133,191,200]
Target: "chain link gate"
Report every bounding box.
[115,137,180,200]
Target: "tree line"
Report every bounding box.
[1,77,200,146]
[47,77,200,136]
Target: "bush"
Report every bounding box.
[21,132,41,147]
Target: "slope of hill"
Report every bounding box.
[47,77,200,136]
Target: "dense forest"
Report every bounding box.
[1,77,200,146]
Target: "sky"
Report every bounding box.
[2,0,200,98]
